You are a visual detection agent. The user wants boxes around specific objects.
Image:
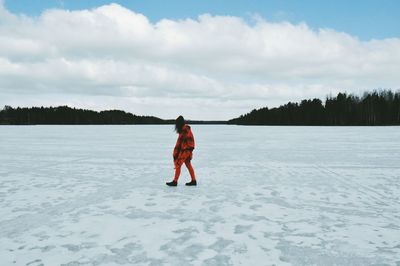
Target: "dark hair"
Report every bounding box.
[175,115,185,133]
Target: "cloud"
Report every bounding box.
[0,3,399,119]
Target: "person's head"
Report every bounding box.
[175,115,185,133]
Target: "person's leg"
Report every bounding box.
[185,160,196,181]
[173,165,182,182]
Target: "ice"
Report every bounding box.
[0,125,399,265]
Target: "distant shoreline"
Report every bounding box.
[0,122,229,126]
[0,106,228,125]
[1,90,399,126]
[1,124,398,127]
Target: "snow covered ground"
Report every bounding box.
[0,125,399,265]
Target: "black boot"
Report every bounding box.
[166,180,177,186]
[185,180,197,186]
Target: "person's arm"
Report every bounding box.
[181,127,194,150]
[173,134,182,160]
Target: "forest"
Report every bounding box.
[0,106,165,125]
[229,90,400,125]
[1,90,399,125]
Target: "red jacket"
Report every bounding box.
[173,124,195,160]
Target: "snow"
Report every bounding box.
[0,125,399,265]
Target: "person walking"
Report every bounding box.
[166,116,197,186]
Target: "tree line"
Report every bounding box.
[229,90,400,125]
[2,90,400,125]
[0,106,165,125]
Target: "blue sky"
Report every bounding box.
[4,0,400,41]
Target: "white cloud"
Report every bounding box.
[0,3,399,119]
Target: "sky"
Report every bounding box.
[1,0,399,120]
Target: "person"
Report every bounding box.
[166,116,197,186]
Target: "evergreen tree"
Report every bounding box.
[229,90,400,125]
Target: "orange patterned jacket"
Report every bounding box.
[173,124,195,161]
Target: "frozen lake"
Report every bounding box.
[0,125,399,265]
